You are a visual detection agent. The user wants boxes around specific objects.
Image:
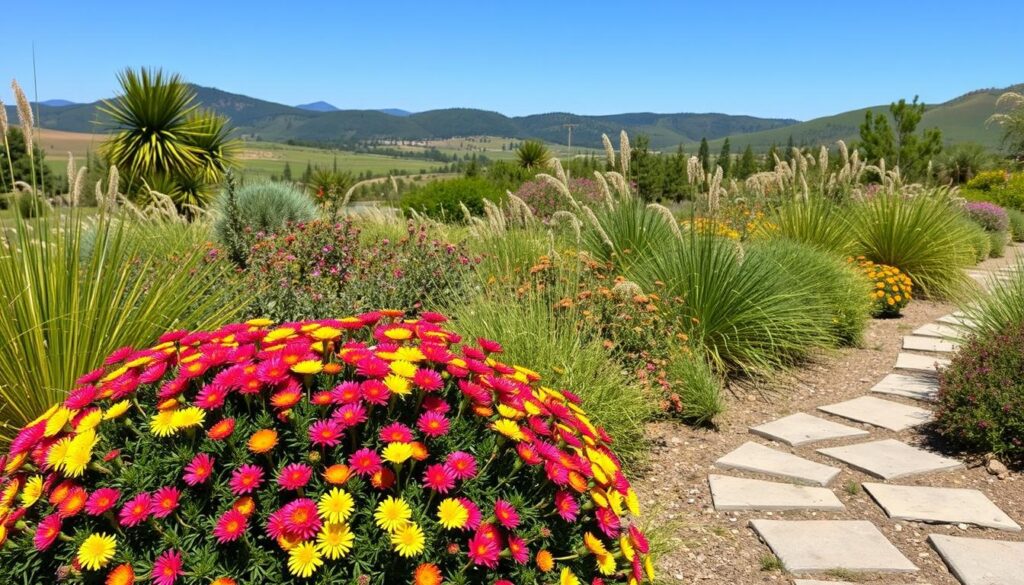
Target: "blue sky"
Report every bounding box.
[2,1,1022,121]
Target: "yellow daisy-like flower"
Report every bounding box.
[74,409,104,432]
[436,498,469,530]
[246,317,275,327]
[596,552,617,575]
[317,488,354,524]
[149,410,179,437]
[44,407,74,437]
[21,475,43,508]
[287,541,323,578]
[63,429,99,477]
[392,347,425,362]
[46,437,72,471]
[104,400,132,420]
[381,442,414,465]
[560,567,581,585]
[391,522,426,557]
[311,326,342,341]
[171,406,206,429]
[124,355,154,369]
[645,555,656,580]
[292,360,324,375]
[383,374,411,396]
[496,404,524,420]
[583,532,608,555]
[248,429,279,454]
[389,360,417,378]
[607,489,624,516]
[315,522,354,560]
[374,496,412,532]
[492,419,526,442]
[4,452,26,474]
[77,533,117,570]
[383,327,412,341]
[620,535,635,561]
[264,327,297,344]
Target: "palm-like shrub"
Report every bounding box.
[963,261,1024,339]
[0,210,247,441]
[100,68,238,211]
[0,315,654,584]
[581,197,677,273]
[212,180,320,248]
[515,141,551,170]
[849,192,975,299]
[772,198,853,254]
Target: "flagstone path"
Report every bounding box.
[707,262,1024,584]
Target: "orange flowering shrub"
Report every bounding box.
[850,257,913,317]
[0,312,653,585]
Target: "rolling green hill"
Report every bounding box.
[7,83,1020,152]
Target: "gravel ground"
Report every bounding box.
[634,245,1024,585]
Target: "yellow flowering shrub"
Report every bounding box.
[850,257,913,317]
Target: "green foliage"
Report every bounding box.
[858,96,942,180]
[399,177,504,220]
[663,351,724,426]
[307,167,355,197]
[515,140,551,170]
[962,172,1024,210]
[849,192,974,299]
[989,230,1008,258]
[212,179,320,252]
[990,90,1024,160]
[964,220,992,262]
[932,142,994,184]
[963,261,1024,339]
[937,319,1024,463]
[580,197,677,273]
[0,210,248,439]
[1006,208,1024,241]
[0,128,58,195]
[100,67,238,210]
[13,190,50,218]
[771,198,853,254]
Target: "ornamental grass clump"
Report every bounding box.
[0,313,653,585]
[849,257,913,317]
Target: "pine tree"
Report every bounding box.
[784,135,795,162]
[282,162,293,182]
[716,138,731,177]
[765,144,780,171]
[302,162,313,184]
[737,145,757,179]
[697,137,710,173]
[858,96,942,180]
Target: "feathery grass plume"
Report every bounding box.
[535,173,581,212]
[11,81,34,155]
[551,158,569,187]
[602,133,616,167]
[801,175,809,201]
[593,171,614,208]
[341,177,380,208]
[66,154,77,197]
[611,279,644,300]
[818,145,828,172]
[581,205,613,248]
[647,203,682,240]
[605,171,631,199]
[0,98,7,136]
[505,193,535,227]
[390,175,398,194]
[70,166,87,207]
[459,201,474,224]
[619,130,631,177]
[838,140,849,167]
[686,156,704,186]
[551,210,582,242]
[103,165,120,213]
[0,98,12,187]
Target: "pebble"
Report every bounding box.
[957,523,968,530]
[894,524,903,532]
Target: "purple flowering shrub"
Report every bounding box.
[963,201,1009,232]
[513,177,606,220]
[244,220,479,321]
[936,320,1024,463]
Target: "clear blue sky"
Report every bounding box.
[2,0,1022,121]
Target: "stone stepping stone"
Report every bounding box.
[929,534,1024,585]
[913,323,963,339]
[708,475,845,512]
[863,483,1020,532]
[749,413,869,447]
[938,314,977,328]
[818,396,932,431]
[715,441,840,486]
[817,439,963,480]
[870,373,939,402]
[895,352,950,373]
[750,519,918,573]
[903,335,960,353]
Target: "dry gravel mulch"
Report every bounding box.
[634,246,1024,584]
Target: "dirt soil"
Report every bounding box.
[635,245,1024,585]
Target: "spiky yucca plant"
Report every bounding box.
[515,140,551,170]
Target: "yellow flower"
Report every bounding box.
[384,328,412,341]
[63,429,99,477]
[21,476,43,508]
[583,532,608,555]
[391,522,426,557]
[625,488,641,516]
[381,442,414,464]
[317,488,354,524]
[392,347,425,362]
[596,552,617,575]
[104,400,131,420]
[311,327,342,341]
[374,496,412,532]
[292,360,323,375]
[389,360,417,378]
[264,327,297,344]
[171,406,206,429]
[46,437,72,470]
[77,533,116,571]
[248,429,279,454]
[560,567,581,585]
[75,410,104,432]
[246,318,274,327]
[44,407,73,437]
[620,535,636,561]
[436,498,469,530]
[645,555,656,580]
[287,541,323,578]
[492,419,526,442]
[149,410,178,437]
[384,374,411,396]
[316,522,354,560]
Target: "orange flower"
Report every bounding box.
[536,549,554,572]
[105,563,135,585]
[232,496,256,517]
[413,563,443,585]
[211,579,237,585]
[248,429,278,454]
[322,362,343,375]
[323,464,351,485]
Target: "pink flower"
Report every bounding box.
[280,498,321,540]
[118,492,153,527]
[85,487,121,516]
[421,394,450,414]
[152,549,184,585]
[422,464,455,493]
[277,463,313,491]
[183,453,215,486]
[33,514,61,551]
[229,464,265,495]
[412,368,443,391]
[477,338,503,354]
[330,381,361,404]
[416,411,450,438]
[333,402,368,428]
[195,383,228,410]
[308,419,343,447]
[494,499,520,529]
[150,487,181,519]
[459,497,482,530]
[507,534,529,564]
[595,507,621,537]
[554,491,579,521]
[444,451,477,480]
[379,422,413,443]
[360,380,390,405]
[466,530,500,568]
[349,448,381,477]
[213,509,248,543]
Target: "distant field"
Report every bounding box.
[377,135,600,161]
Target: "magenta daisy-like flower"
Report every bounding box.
[194,383,228,410]
[417,411,450,438]
[330,381,361,404]
[118,492,153,527]
[422,464,455,493]
[459,497,482,530]
[421,394,450,414]
[356,356,391,378]
[33,513,62,551]
[183,453,215,486]
[554,490,579,521]
[494,499,520,529]
[444,451,477,480]
[85,487,121,516]
[265,507,290,540]
[507,534,529,564]
[349,448,382,477]
[412,368,443,391]
[229,464,265,496]
[308,419,343,447]
[277,463,313,491]
[360,379,390,405]
[333,402,368,429]
[379,422,413,443]
[150,487,181,519]
[152,549,184,585]
[466,530,500,568]
[595,507,621,538]
[280,498,321,540]
[213,508,249,543]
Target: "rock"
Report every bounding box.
[987,458,1010,478]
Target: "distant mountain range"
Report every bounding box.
[7,83,1019,151]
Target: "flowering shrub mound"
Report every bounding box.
[0,313,653,585]
[850,257,913,317]
[963,201,1009,233]
[513,178,605,220]
[936,320,1024,463]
